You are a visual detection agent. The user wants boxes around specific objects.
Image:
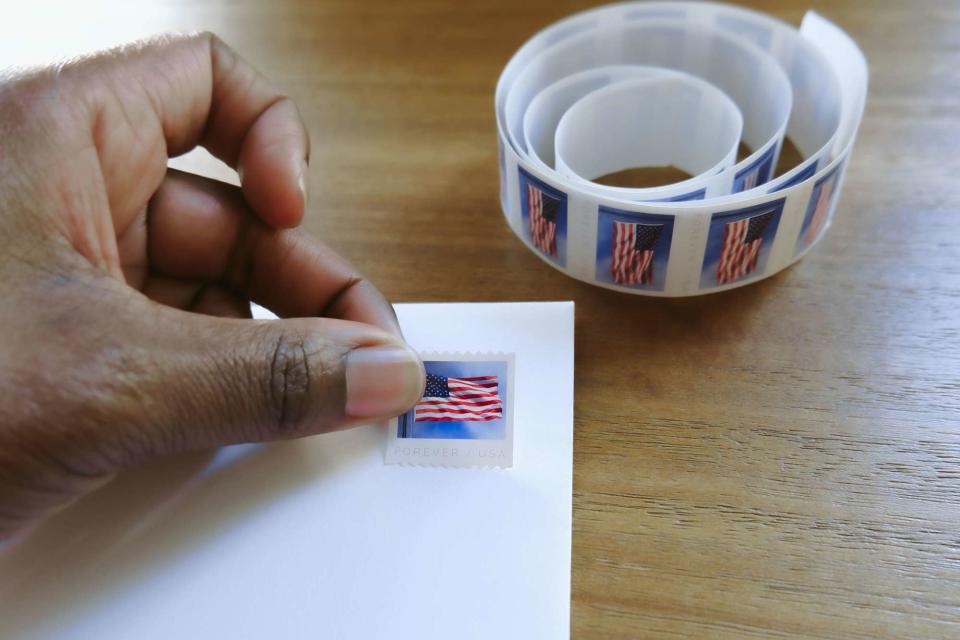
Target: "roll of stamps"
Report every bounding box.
[386,353,516,468]
[495,3,868,296]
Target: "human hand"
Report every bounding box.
[0,33,425,541]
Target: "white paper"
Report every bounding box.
[0,302,575,640]
[554,74,743,200]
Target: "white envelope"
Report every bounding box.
[0,301,575,640]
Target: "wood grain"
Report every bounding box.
[3,1,959,637]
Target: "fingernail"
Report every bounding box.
[345,345,425,419]
[297,163,309,210]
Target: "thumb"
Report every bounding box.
[103,309,425,465]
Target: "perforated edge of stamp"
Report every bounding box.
[385,352,515,469]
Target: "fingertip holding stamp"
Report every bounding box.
[345,344,426,420]
[386,353,516,469]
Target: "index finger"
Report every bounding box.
[147,170,402,336]
[68,32,309,229]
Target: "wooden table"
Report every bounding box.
[4,1,959,637]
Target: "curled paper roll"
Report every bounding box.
[495,2,868,295]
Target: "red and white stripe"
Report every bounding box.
[415,376,503,422]
[716,219,763,285]
[528,185,557,256]
[611,221,654,286]
[804,176,836,245]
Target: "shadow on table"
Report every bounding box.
[573,262,790,341]
[0,425,384,638]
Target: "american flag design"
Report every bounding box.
[716,210,775,285]
[740,168,760,191]
[414,373,503,423]
[736,147,776,192]
[611,220,664,286]
[527,184,559,257]
[804,173,837,245]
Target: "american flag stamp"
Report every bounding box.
[699,199,785,289]
[518,168,567,267]
[732,143,778,193]
[794,161,843,256]
[595,207,675,291]
[386,353,515,468]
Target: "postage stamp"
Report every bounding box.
[794,160,844,256]
[699,198,785,289]
[518,167,568,267]
[386,353,515,468]
[732,143,778,192]
[595,206,675,291]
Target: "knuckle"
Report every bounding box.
[204,31,237,71]
[197,30,223,50]
[266,329,315,433]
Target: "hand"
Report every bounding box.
[0,33,425,541]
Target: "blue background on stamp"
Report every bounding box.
[398,360,508,441]
[595,207,675,291]
[656,187,707,202]
[771,159,817,193]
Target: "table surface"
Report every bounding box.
[4,1,959,637]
